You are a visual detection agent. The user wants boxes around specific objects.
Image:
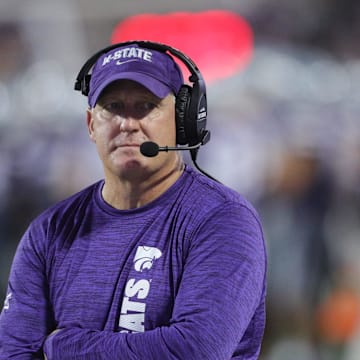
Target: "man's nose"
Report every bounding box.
[119,116,140,132]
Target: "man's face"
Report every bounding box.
[87,80,179,181]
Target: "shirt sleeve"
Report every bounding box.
[44,202,267,360]
[0,224,54,359]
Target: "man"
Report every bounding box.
[0,42,267,359]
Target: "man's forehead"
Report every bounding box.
[98,79,161,99]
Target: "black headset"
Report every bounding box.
[74,40,210,147]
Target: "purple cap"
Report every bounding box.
[88,44,184,107]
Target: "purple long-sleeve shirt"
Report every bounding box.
[0,165,267,359]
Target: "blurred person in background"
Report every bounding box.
[256,149,335,358]
[0,41,267,360]
[0,21,49,302]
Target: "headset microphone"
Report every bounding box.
[140,141,203,158]
[139,130,219,182]
[140,129,210,157]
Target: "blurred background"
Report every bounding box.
[1,0,360,359]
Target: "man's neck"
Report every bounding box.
[102,160,184,210]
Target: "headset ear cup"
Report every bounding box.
[175,85,191,145]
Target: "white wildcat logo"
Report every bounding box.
[133,246,162,272]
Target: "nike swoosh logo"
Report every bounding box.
[116,59,138,65]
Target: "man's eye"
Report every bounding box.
[135,102,157,112]
[103,102,124,113]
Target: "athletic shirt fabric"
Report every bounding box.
[0,165,267,360]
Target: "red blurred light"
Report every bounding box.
[110,10,253,84]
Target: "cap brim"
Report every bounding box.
[89,72,172,107]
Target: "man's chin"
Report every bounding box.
[114,159,150,179]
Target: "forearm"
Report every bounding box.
[44,326,216,360]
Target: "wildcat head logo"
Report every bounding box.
[133,246,162,272]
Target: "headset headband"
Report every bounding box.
[74,40,204,95]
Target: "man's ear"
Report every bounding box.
[86,109,96,142]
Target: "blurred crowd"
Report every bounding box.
[1,0,360,359]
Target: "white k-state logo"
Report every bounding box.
[133,246,162,272]
[102,47,153,66]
